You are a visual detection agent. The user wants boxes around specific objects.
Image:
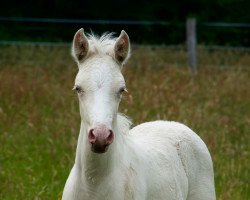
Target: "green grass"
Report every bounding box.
[0,45,249,199]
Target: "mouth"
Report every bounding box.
[91,144,109,154]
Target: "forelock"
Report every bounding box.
[87,32,116,56]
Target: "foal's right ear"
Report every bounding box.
[72,28,89,63]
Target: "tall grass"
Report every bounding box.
[0,45,249,199]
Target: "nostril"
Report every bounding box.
[88,129,96,144]
[106,130,114,145]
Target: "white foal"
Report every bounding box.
[62,28,216,200]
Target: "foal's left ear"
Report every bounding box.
[72,28,89,63]
[114,30,130,65]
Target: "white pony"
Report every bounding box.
[62,28,216,200]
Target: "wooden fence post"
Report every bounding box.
[186,18,197,74]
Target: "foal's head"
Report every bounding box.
[72,28,130,154]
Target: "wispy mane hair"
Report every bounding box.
[86,32,117,55]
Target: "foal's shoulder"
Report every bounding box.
[129,120,204,145]
[130,120,209,154]
[130,120,193,135]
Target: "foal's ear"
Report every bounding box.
[114,30,130,65]
[72,28,89,63]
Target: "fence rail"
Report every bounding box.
[201,22,250,28]
[1,16,250,28]
[0,16,171,26]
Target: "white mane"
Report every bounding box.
[117,113,132,135]
[87,32,116,56]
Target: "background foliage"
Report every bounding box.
[0,0,250,45]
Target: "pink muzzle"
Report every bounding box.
[88,124,114,153]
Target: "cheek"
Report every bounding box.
[116,98,121,108]
[110,98,121,117]
[79,97,92,120]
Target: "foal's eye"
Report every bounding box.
[73,85,83,94]
[118,87,128,96]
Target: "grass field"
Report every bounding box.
[0,45,249,199]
